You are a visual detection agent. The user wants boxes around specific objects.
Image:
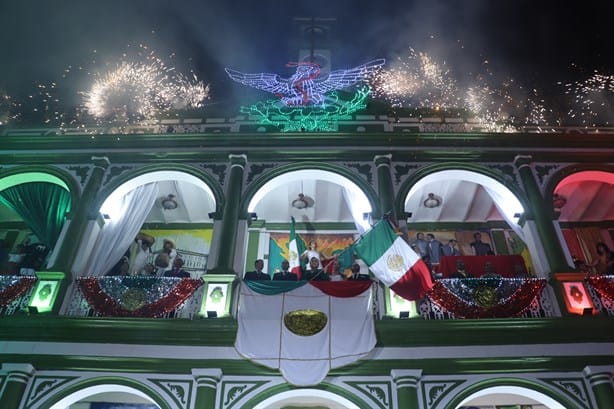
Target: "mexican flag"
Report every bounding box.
[236,280,375,386]
[288,217,306,279]
[353,219,433,300]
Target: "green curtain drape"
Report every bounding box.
[0,182,71,249]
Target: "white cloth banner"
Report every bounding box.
[235,283,376,386]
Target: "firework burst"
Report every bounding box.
[370,48,460,109]
[83,47,209,123]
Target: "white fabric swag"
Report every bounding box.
[83,182,159,276]
[236,283,376,386]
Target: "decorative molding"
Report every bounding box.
[541,377,591,409]
[534,163,562,188]
[64,165,92,187]
[421,380,464,409]
[25,376,78,408]
[247,163,277,184]
[220,380,269,409]
[393,164,420,185]
[345,381,392,409]
[486,163,518,185]
[103,165,134,186]
[149,378,194,409]
[200,163,227,187]
[345,162,374,185]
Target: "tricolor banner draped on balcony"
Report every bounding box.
[353,219,434,301]
[235,280,375,386]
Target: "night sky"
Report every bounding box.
[1,0,612,120]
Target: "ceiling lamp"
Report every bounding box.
[423,193,442,209]
[161,194,178,210]
[292,193,309,209]
[291,181,314,209]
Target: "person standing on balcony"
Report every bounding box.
[301,240,323,269]
[470,232,493,256]
[130,232,155,276]
[273,260,298,281]
[411,232,428,257]
[244,259,271,280]
[442,239,461,256]
[303,256,329,281]
[426,233,444,264]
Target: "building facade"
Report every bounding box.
[1,118,614,409]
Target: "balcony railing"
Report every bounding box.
[0,275,38,316]
[62,276,205,319]
[417,278,556,319]
[586,275,614,316]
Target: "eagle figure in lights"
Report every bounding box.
[225,59,385,106]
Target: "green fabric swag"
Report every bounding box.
[244,279,306,295]
[0,182,71,249]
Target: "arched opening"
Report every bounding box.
[89,170,216,277]
[0,171,72,277]
[456,385,568,409]
[47,384,164,409]
[63,170,217,318]
[252,389,361,409]
[403,169,529,272]
[554,170,614,275]
[245,169,373,277]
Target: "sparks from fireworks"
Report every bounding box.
[370,48,459,109]
[563,71,614,127]
[465,74,549,132]
[83,47,209,123]
[371,47,552,131]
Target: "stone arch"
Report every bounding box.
[245,384,366,409]
[39,377,170,409]
[396,162,528,221]
[242,162,379,226]
[0,166,80,207]
[444,378,580,409]
[94,164,224,216]
[545,163,614,201]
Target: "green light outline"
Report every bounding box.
[0,172,69,192]
[240,86,371,132]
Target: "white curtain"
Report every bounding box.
[342,186,370,234]
[484,185,526,241]
[82,182,159,276]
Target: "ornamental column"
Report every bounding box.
[513,155,570,273]
[192,368,222,409]
[374,154,397,220]
[209,154,247,275]
[0,363,35,409]
[47,156,109,314]
[391,369,422,409]
[50,156,109,273]
[584,366,614,409]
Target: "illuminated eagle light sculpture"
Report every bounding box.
[225,59,385,107]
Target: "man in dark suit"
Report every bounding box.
[442,239,461,256]
[273,260,298,281]
[450,259,472,279]
[244,259,271,280]
[303,257,329,281]
[347,262,370,281]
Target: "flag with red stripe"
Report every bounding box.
[353,219,433,300]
